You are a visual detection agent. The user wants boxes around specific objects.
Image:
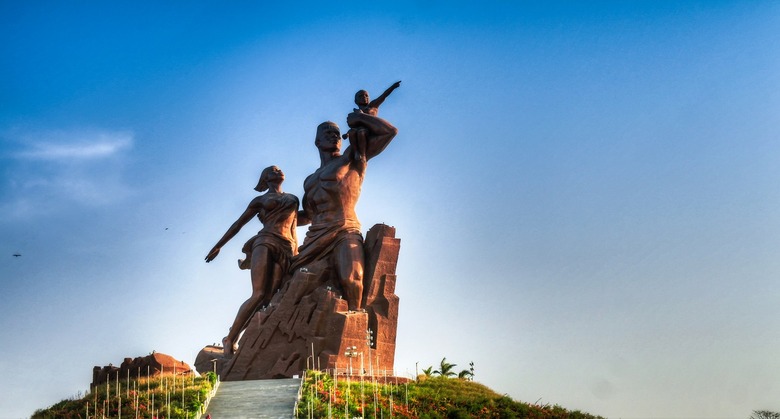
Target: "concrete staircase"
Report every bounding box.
[204,378,300,418]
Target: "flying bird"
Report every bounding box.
[12,253,21,257]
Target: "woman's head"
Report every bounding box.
[254,165,284,192]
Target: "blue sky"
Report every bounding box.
[1,2,778,418]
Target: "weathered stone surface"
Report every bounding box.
[193,345,226,376]
[92,352,193,389]
[196,223,400,379]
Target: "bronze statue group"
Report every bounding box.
[205,82,401,356]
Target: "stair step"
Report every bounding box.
[205,378,300,418]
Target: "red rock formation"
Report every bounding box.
[196,224,400,380]
[91,352,193,389]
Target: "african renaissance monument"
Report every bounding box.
[195,82,403,380]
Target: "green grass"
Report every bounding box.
[35,369,605,418]
[31,372,217,419]
[296,370,605,418]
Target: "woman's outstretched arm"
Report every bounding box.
[205,199,260,262]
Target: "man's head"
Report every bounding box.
[315,121,342,152]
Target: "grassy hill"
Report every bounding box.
[33,369,604,418]
[31,372,217,419]
[297,370,605,418]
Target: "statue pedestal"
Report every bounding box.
[195,224,400,379]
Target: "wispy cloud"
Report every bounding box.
[14,131,132,160]
[1,128,136,219]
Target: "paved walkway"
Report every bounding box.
[204,378,300,418]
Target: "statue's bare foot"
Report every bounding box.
[222,337,234,356]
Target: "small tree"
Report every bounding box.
[457,361,475,380]
[434,357,457,377]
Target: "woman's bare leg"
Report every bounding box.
[223,245,272,356]
[263,262,284,307]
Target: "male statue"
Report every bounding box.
[291,110,398,311]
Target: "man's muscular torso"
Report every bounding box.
[303,150,363,227]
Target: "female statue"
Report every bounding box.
[205,165,300,355]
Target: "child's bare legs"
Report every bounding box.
[344,127,368,163]
[356,128,367,163]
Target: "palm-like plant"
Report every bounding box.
[434,357,457,377]
[458,369,474,380]
[457,369,471,379]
